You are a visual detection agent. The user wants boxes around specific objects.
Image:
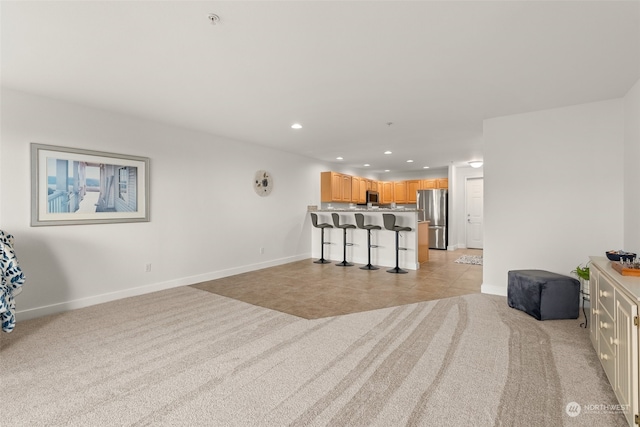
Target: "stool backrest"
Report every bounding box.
[354,213,365,229]
[310,212,319,228]
[382,213,396,231]
[331,213,341,228]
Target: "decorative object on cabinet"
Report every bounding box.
[606,250,637,263]
[254,170,273,197]
[507,270,580,320]
[0,230,26,333]
[30,143,150,226]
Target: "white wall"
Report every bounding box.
[482,99,624,296]
[1,88,329,319]
[624,79,640,250]
[449,164,484,250]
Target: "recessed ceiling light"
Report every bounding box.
[363,164,370,167]
[384,169,390,172]
[291,123,302,129]
[406,160,414,163]
[384,151,392,155]
[423,166,430,169]
[336,157,343,160]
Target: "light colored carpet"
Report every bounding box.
[454,254,483,265]
[0,288,626,426]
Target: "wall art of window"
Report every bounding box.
[30,143,150,226]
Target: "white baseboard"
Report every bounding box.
[481,283,507,296]
[16,254,310,322]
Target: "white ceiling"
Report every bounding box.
[2,1,639,173]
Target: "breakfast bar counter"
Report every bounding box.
[309,209,426,270]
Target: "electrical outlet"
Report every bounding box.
[145,263,152,272]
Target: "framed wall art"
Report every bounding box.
[31,143,150,226]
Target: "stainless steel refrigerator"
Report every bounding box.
[417,189,448,250]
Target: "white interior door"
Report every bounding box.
[466,177,484,249]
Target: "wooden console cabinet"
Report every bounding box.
[590,257,639,427]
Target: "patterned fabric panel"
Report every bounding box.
[1,230,26,333]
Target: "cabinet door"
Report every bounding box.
[407,180,420,204]
[394,181,407,203]
[352,177,360,203]
[321,171,340,202]
[422,179,436,189]
[341,175,352,202]
[589,268,599,348]
[332,173,343,201]
[436,178,449,189]
[381,181,394,204]
[360,179,368,203]
[614,290,639,427]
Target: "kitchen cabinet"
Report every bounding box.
[421,178,448,190]
[352,177,361,203]
[394,181,407,204]
[418,221,429,262]
[407,180,420,204]
[321,171,352,202]
[589,257,639,427]
[421,179,437,190]
[380,181,394,204]
[320,172,444,205]
[353,177,367,204]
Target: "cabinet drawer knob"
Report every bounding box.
[600,353,609,360]
[609,337,618,346]
[599,321,609,329]
[599,290,609,298]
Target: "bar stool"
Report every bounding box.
[354,213,381,270]
[332,213,356,267]
[383,213,412,274]
[310,213,333,264]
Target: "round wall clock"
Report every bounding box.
[254,170,273,196]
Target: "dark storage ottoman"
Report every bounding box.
[507,270,580,320]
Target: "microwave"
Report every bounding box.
[366,190,379,205]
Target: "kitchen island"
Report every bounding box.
[309,208,427,270]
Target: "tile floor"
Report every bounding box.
[191,249,483,319]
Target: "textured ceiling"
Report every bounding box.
[2,1,639,173]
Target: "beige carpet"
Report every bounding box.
[0,288,627,426]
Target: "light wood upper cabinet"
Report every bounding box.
[380,181,394,204]
[353,177,367,204]
[436,178,448,189]
[352,176,360,203]
[361,179,369,203]
[321,171,352,202]
[341,174,352,202]
[321,172,446,204]
[407,180,420,203]
[394,181,407,204]
[420,178,447,190]
[421,179,436,189]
